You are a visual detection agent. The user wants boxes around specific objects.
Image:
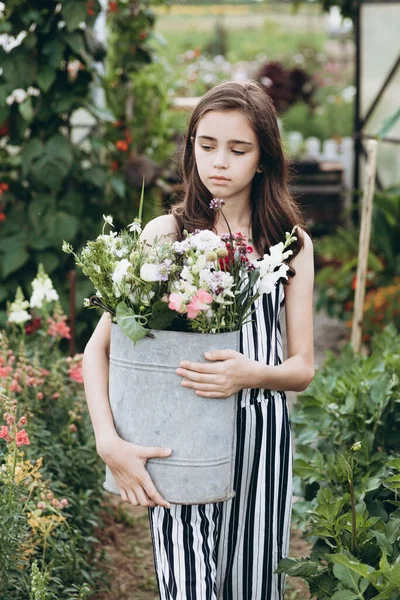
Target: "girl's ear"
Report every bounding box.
[256,164,264,173]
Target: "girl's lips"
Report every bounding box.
[210,177,230,183]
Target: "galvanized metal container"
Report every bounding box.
[103,323,240,504]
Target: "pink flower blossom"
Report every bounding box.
[69,423,77,433]
[36,392,44,400]
[51,498,60,508]
[52,392,60,399]
[60,498,69,507]
[0,425,9,438]
[15,429,30,447]
[6,415,15,426]
[0,366,12,377]
[10,379,22,393]
[37,501,46,510]
[68,366,83,384]
[187,290,213,319]
[17,416,27,428]
[168,293,186,314]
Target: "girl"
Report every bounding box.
[82,80,315,599]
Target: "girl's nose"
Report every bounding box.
[213,151,228,169]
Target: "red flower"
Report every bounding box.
[15,429,30,447]
[110,160,119,172]
[0,213,6,222]
[138,31,148,41]
[109,1,117,12]
[351,275,357,290]
[25,316,42,335]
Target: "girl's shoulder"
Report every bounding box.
[140,214,178,245]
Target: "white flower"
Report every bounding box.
[140,263,161,282]
[27,86,40,97]
[180,266,193,284]
[9,309,31,325]
[259,264,289,294]
[6,88,28,105]
[173,239,190,253]
[8,287,31,325]
[83,298,91,307]
[103,214,114,226]
[127,220,142,234]
[0,2,5,17]
[189,230,224,252]
[112,259,131,285]
[30,265,59,308]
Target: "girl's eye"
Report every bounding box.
[232,150,245,155]
[201,145,213,151]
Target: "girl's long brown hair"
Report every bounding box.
[170,80,309,276]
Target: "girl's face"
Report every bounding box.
[193,110,261,204]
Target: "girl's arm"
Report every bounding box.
[176,228,315,395]
[83,307,172,508]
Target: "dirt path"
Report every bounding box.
[92,289,350,599]
[93,497,311,600]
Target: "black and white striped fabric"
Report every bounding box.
[148,280,292,599]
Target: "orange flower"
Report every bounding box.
[0,212,6,222]
[351,275,357,290]
[115,140,129,152]
[109,1,117,12]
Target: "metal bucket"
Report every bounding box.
[103,323,240,504]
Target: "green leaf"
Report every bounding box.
[83,166,107,188]
[36,65,57,92]
[333,564,361,592]
[328,552,375,580]
[62,1,88,32]
[22,138,44,179]
[373,531,393,555]
[1,248,29,278]
[2,48,36,88]
[147,301,176,330]
[30,134,73,191]
[331,591,359,600]
[18,97,34,123]
[111,176,126,199]
[116,302,148,345]
[275,557,322,577]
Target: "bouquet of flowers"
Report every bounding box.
[63,199,297,343]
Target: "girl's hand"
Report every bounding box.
[98,434,172,509]
[176,349,258,398]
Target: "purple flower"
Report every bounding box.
[209,198,226,210]
[158,259,172,282]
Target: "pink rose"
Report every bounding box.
[168,293,186,314]
[187,289,213,319]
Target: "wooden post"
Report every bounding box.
[350,139,378,353]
